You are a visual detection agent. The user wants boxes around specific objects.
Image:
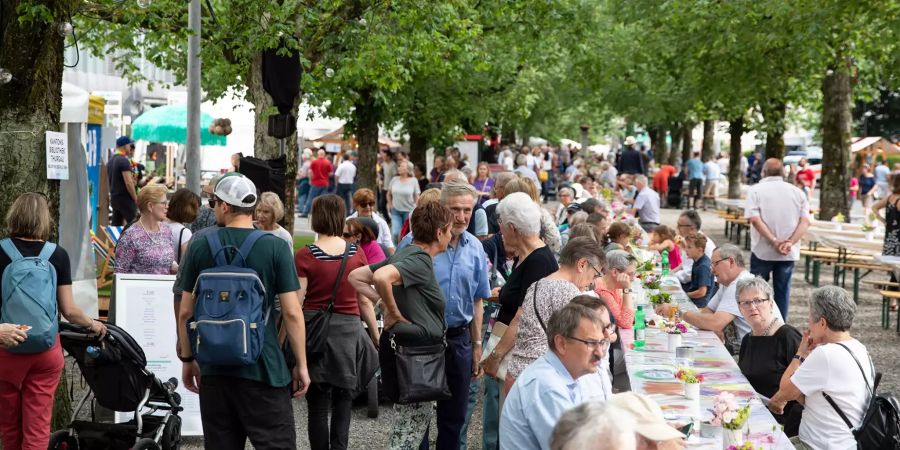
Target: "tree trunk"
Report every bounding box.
[763,100,787,160]
[669,124,682,166]
[245,53,298,232]
[702,119,715,161]
[1,0,73,430]
[651,126,668,166]
[408,130,428,168]
[681,122,693,164]
[354,89,379,192]
[819,67,852,221]
[728,117,744,199]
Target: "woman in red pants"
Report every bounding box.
[0,193,106,450]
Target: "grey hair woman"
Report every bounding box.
[481,192,559,380]
[768,286,874,449]
[735,276,802,436]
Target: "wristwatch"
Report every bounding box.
[793,354,805,364]
[622,288,632,294]
[178,354,195,363]
[473,341,482,347]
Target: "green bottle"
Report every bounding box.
[634,305,646,348]
[661,249,670,276]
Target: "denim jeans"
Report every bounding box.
[336,183,354,214]
[390,208,410,243]
[306,383,353,450]
[419,332,473,450]
[460,303,500,450]
[750,253,795,320]
[305,185,329,215]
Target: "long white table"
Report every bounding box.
[621,276,794,449]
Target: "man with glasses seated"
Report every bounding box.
[500,301,613,450]
[657,244,780,355]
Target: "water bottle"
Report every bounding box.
[86,345,101,359]
[661,249,670,276]
[634,306,646,349]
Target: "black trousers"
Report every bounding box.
[110,196,137,227]
[198,375,296,450]
[306,383,353,450]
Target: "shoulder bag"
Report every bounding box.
[305,242,351,356]
[379,328,451,404]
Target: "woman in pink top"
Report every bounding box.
[594,249,638,391]
[343,217,386,265]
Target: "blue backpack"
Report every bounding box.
[0,239,58,354]
[188,230,270,366]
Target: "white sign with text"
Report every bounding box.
[46,131,69,180]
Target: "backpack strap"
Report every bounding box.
[37,242,57,262]
[0,238,22,262]
[823,342,877,430]
[205,232,229,266]
[532,281,547,333]
[823,392,855,430]
[237,230,268,264]
[206,229,269,267]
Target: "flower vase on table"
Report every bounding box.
[709,392,751,450]
[675,367,703,401]
[667,333,683,351]
[722,428,745,448]
[658,318,688,351]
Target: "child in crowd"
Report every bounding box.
[647,225,682,272]
[681,233,714,308]
[603,222,633,254]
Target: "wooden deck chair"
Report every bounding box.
[91,231,115,289]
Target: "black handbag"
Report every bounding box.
[305,243,351,355]
[379,329,451,404]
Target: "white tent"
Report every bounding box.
[560,138,582,149]
[587,144,610,158]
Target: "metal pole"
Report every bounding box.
[185,0,202,194]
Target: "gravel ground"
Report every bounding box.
[26,206,898,450]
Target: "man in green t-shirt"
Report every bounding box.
[176,173,308,449]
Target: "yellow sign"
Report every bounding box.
[88,95,106,125]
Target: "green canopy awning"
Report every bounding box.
[131,105,226,146]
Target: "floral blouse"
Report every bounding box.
[508,278,581,379]
[115,223,176,275]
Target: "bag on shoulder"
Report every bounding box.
[304,242,352,356]
[0,239,58,354]
[188,230,270,366]
[379,329,450,404]
[823,343,900,450]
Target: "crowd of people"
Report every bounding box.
[0,136,884,450]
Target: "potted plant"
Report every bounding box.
[709,392,752,448]
[642,273,661,293]
[637,259,655,273]
[862,223,875,241]
[675,367,703,400]
[831,212,845,230]
[649,291,673,306]
[659,318,688,351]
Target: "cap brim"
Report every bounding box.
[635,423,685,441]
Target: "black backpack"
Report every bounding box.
[823,343,900,450]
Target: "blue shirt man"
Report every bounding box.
[687,157,704,180]
[397,182,491,449]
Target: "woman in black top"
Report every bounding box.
[480,192,558,385]
[735,276,802,436]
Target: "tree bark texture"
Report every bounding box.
[0,0,74,429]
[650,126,668,167]
[408,131,428,169]
[819,67,852,221]
[354,89,379,192]
[669,124,682,166]
[246,53,298,232]
[681,122,693,165]
[728,117,744,199]
[763,100,787,160]
[702,119,715,161]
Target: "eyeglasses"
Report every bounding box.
[712,257,731,267]
[566,335,611,351]
[358,202,374,208]
[209,198,220,208]
[676,223,694,229]
[342,232,356,239]
[589,263,603,278]
[737,297,770,309]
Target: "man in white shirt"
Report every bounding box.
[513,153,542,193]
[702,158,721,210]
[768,286,873,450]
[745,159,810,320]
[657,244,765,354]
[627,175,660,232]
[334,151,358,213]
[673,210,715,283]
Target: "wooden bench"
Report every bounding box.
[878,290,900,330]
[834,261,892,303]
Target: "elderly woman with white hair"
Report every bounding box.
[550,401,636,450]
[768,286,874,450]
[735,276,802,436]
[255,192,293,246]
[481,192,559,380]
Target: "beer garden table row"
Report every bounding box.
[620,250,793,449]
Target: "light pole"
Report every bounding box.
[185,0,201,194]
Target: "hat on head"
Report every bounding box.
[116,136,135,148]
[566,202,582,213]
[213,173,258,207]
[624,136,637,146]
[607,392,683,441]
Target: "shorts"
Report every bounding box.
[703,180,718,197]
[689,179,703,199]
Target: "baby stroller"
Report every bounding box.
[49,322,183,450]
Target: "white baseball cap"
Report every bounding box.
[214,173,258,207]
[607,392,684,441]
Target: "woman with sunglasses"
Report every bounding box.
[736,276,802,437]
[115,184,177,275]
[503,237,607,396]
[348,188,395,256]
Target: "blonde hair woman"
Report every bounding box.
[0,193,106,450]
[115,184,176,274]
[255,192,293,246]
